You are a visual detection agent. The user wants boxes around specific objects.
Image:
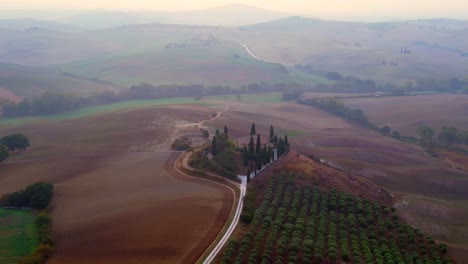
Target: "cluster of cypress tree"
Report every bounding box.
[242,123,290,183]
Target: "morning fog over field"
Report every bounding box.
[0,1,467,264]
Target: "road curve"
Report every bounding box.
[239,43,294,67]
[203,176,245,264]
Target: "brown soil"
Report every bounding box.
[257,151,393,205]
[342,94,468,137]
[0,105,234,264]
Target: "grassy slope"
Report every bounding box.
[0,92,285,127]
[0,97,208,127]
[0,209,38,264]
[221,18,468,83]
[0,63,121,99]
[58,38,327,87]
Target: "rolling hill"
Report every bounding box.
[222,17,468,83]
[0,63,121,100]
[1,14,467,90]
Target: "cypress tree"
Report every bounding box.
[285,134,290,153]
[224,125,229,135]
[256,153,262,171]
[271,147,275,161]
[262,145,268,165]
[250,123,256,136]
[278,137,284,156]
[211,136,217,156]
[243,145,248,167]
[247,167,251,183]
[248,136,255,160]
[256,133,261,154]
[216,128,220,136]
[270,124,275,143]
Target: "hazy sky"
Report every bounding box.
[2,0,468,20]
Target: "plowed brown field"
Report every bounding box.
[342,94,468,137]
[0,105,233,264]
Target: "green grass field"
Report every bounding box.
[0,209,38,264]
[0,93,290,127]
[205,93,282,102]
[0,97,209,127]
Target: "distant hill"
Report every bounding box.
[0,63,121,100]
[219,17,468,83]
[64,11,170,29]
[47,4,290,29]
[0,19,81,32]
[168,3,290,26]
[1,16,467,87]
[0,28,120,65]
[240,16,321,31]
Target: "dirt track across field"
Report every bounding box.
[0,105,234,264]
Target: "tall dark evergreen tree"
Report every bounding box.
[270,124,275,142]
[284,135,290,153]
[224,125,229,135]
[243,145,248,167]
[216,128,220,136]
[270,147,275,161]
[211,136,217,156]
[256,153,262,171]
[278,137,285,156]
[248,136,255,160]
[250,123,256,136]
[256,133,261,154]
[262,145,268,166]
[247,167,251,183]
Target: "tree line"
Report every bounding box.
[0,133,30,163]
[296,65,468,94]
[0,82,312,117]
[418,125,468,147]
[1,182,56,264]
[0,182,53,209]
[299,98,371,126]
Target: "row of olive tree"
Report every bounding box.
[223,174,452,264]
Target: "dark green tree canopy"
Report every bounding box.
[248,136,255,160]
[211,136,218,156]
[381,126,391,135]
[1,182,54,209]
[0,133,30,151]
[250,123,256,136]
[0,144,9,162]
[269,124,275,142]
[256,133,261,154]
[418,125,435,146]
[438,126,458,145]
